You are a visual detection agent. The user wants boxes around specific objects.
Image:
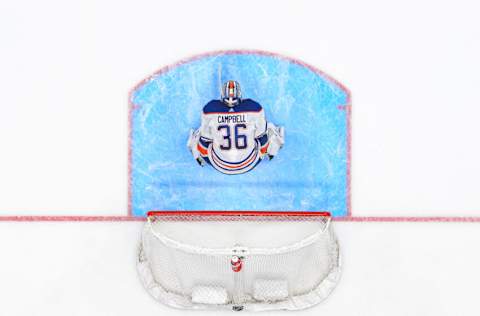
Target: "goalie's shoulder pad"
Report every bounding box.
[235,99,262,113]
[203,100,228,114]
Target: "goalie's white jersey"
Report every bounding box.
[197,99,269,174]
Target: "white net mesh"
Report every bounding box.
[137,211,341,311]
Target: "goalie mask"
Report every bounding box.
[221,80,241,107]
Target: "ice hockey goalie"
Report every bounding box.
[187,80,285,175]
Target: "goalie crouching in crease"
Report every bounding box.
[187,80,285,175]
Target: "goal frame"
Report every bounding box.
[139,209,339,311]
[147,210,331,219]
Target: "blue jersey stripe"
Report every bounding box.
[211,149,259,172]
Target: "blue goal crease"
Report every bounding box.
[130,53,349,217]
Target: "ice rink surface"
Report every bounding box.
[130,52,349,216]
[1,221,479,316]
[1,0,480,315]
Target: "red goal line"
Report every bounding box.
[0,215,479,222]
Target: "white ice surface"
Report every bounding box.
[0,0,480,216]
[0,1,480,315]
[0,222,479,316]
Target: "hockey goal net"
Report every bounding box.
[137,211,341,311]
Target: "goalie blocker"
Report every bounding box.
[137,211,341,311]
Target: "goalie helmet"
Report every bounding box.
[221,80,241,107]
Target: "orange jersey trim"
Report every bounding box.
[197,144,208,156]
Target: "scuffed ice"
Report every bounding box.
[131,53,349,216]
